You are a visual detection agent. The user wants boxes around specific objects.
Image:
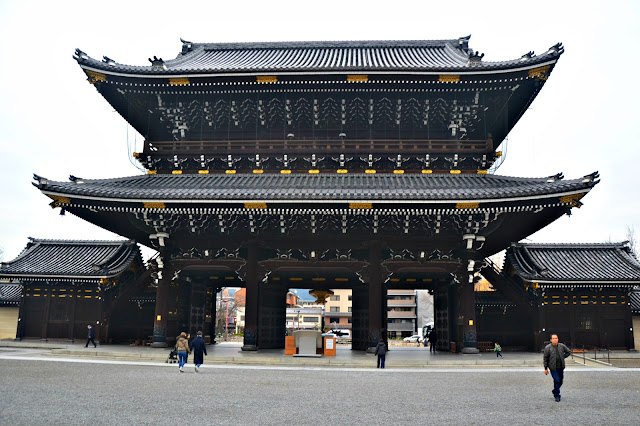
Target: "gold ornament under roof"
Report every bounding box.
[309,289,334,305]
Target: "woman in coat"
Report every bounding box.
[175,332,191,373]
[190,330,207,373]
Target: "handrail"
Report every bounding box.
[569,343,611,365]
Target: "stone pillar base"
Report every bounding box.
[365,347,377,354]
[461,347,480,354]
[151,342,168,348]
[241,345,257,351]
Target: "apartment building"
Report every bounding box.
[323,289,352,332]
[387,289,417,339]
[286,307,323,331]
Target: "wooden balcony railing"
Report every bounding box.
[146,138,491,155]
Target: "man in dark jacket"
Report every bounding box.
[543,334,572,402]
[374,339,387,369]
[85,325,97,348]
[190,331,207,373]
[428,328,437,353]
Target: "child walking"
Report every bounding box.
[494,342,503,358]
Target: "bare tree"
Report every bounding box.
[625,225,638,258]
[216,290,238,337]
[0,244,4,262]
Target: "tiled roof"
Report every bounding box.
[34,172,598,203]
[0,283,22,305]
[631,289,640,314]
[506,243,640,283]
[0,239,141,280]
[74,37,563,76]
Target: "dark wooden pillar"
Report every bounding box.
[367,243,384,352]
[242,241,259,351]
[67,286,78,343]
[434,284,451,351]
[258,284,286,349]
[151,257,172,347]
[460,276,479,354]
[40,285,51,342]
[351,284,369,351]
[15,284,26,341]
[209,286,218,342]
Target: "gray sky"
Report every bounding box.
[0,0,638,261]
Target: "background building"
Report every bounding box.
[387,289,417,339]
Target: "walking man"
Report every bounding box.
[176,332,191,373]
[428,328,437,353]
[374,338,387,369]
[85,325,97,348]
[190,331,207,373]
[543,334,572,402]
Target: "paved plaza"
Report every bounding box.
[1,345,639,425]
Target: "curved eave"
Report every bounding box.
[0,273,113,281]
[76,56,560,80]
[37,185,594,206]
[518,275,640,286]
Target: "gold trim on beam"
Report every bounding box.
[257,76,277,83]
[439,75,460,82]
[244,202,267,209]
[169,78,190,86]
[48,195,70,204]
[349,203,372,209]
[528,65,551,80]
[143,202,166,209]
[559,192,586,208]
[86,70,106,84]
[347,74,368,82]
[456,202,479,209]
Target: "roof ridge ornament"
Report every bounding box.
[180,38,193,55]
[102,56,116,66]
[467,50,484,66]
[547,42,564,55]
[520,51,535,61]
[74,48,88,62]
[457,35,471,50]
[581,171,599,183]
[148,56,166,70]
[546,172,564,182]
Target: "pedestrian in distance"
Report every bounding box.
[176,332,191,373]
[190,330,207,373]
[374,338,386,369]
[543,334,572,402]
[428,328,437,353]
[85,325,97,348]
[494,342,503,358]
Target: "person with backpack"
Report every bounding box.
[494,342,503,358]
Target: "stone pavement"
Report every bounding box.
[2,339,637,368]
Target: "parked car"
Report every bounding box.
[403,335,423,343]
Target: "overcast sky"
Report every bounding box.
[0,0,638,261]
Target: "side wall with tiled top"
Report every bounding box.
[0,307,18,340]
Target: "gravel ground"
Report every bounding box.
[0,359,639,425]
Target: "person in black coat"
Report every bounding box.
[85,325,97,348]
[374,339,387,369]
[190,331,207,373]
[428,328,437,353]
